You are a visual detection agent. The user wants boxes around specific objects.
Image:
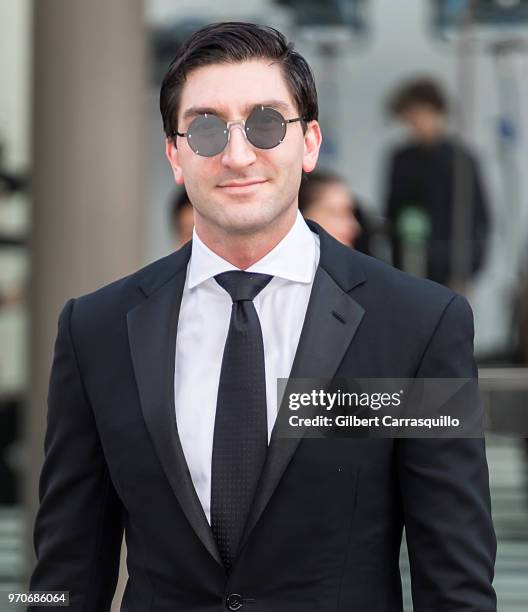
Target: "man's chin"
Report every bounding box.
[194,195,295,238]
[216,208,286,236]
[218,217,275,236]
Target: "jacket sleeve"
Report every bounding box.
[28,299,124,611]
[396,294,497,611]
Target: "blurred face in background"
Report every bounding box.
[400,104,446,145]
[303,181,361,247]
[173,202,194,248]
[165,59,321,243]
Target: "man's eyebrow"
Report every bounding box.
[181,100,294,123]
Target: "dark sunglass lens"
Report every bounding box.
[187,114,227,157]
[246,107,286,149]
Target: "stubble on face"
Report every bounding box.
[190,175,302,239]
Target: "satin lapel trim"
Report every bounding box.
[239,267,365,551]
[127,268,222,567]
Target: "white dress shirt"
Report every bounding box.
[174,211,320,523]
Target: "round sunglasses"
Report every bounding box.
[174,106,304,157]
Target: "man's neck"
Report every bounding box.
[194,208,297,270]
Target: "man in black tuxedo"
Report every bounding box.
[28,22,496,611]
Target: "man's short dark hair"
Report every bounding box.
[159,22,319,140]
[388,77,448,117]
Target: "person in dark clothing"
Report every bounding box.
[385,77,490,290]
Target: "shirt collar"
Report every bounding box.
[187,210,317,289]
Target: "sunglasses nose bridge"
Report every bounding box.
[223,119,254,155]
[221,119,257,166]
[225,119,248,143]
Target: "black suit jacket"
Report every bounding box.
[28,221,496,611]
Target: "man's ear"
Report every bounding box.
[165,138,185,185]
[302,120,322,173]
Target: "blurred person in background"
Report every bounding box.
[0,166,27,307]
[384,77,490,291]
[298,168,388,257]
[517,274,528,498]
[297,169,361,247]
[170,187,194,248]
[0,149,28,506]
[520,281,528,365]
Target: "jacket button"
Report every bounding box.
[226,593,243,610]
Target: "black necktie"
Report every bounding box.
[211,270,273,571]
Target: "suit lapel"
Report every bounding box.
[126,223,367,569]
[127,243,222,567]
[239,227,366,552]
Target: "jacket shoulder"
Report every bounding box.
[66,244,190,326]
[346,249,464,324]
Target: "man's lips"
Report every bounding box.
[217,179,268,189]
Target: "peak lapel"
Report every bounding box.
[239,247,366,552]
[127,244,222,567]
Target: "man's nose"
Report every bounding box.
[220,124,257,168]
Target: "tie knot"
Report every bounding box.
[214,271,272,302]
